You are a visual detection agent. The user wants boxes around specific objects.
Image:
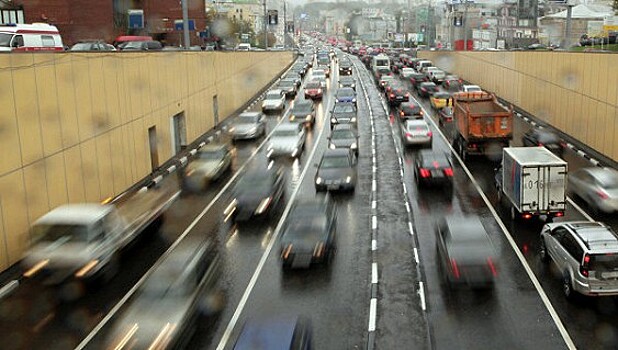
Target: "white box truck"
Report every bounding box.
[495,147,567,222]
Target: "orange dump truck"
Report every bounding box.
[451,91,513,161]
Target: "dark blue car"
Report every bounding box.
[335,87,357,107]
[234,316,312,350]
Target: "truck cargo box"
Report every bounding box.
[500,147,567,220]
[453,92,513,142]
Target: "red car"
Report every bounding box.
[304,81,323,100]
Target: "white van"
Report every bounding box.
[236,43,251,51]
[0,23,64,52]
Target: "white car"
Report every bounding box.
[400,67,415,79]
[267,123,306,158]
[401,120,432,147]
[462,84,483,93]
[311,69,327,88]
[262,89,285,112]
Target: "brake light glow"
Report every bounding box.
[390,93,395,98]
[597,190,609,200]
[538,143,544,147]
[443,168,454,176]
[555,212,564,217]
[487,257,497,277]
[427,131,433,137]
[581,254,590,277]
[432,161,439,168]
[522,213,533,219]
[451,259,460,279]
[419,168,431,178]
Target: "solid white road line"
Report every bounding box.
[372,216,378,230]
[372,240,377,251]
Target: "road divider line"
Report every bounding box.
[413,248,419,265]
[368,298,377,332]
[418,282,426,311]
[372,263,378,284]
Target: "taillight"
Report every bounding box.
[400,111,405,117]
[538,142,544,147]
[405,93,410,97]
[427,131,433,137]
[597,190,609,200]
[487,257,497,277]
[522,213,533,219]
[451,259,460,279]
[581,254,590,277]
[555,212,564,217]
[420,111,424,116]
[390,93,395,98]
[405,132,412,137]
[443,168,454,176]
[419,168,431,178]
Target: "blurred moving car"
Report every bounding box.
[182,144,232,191]
[289,100,316,127]
[401,120,432,147]
[304,81,323,100]
[278,79,298,99]
[267,123,306,158]
[70,40,116,51]
[338,76,356,90]
[315,148,357,192]
[120,40,163,51]
[105,237,223,349]
[417,82,439,98]
[262,89,286,112]
[521,128,563,156]
[335,87,357,106]
[330,102,357,129]
[438,106,454,126]
[229,112,266,141]
[328,124,358,156]
[280,195,337,268]
[540,221,618,299]
[223,164,285,222]
[395,102,423,121]
[234,316,313,350]
[569,168,618,214]
[436,216,497,289]
[429,92,452,110]
[414,150,454,188]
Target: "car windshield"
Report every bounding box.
[321,155,350,168]
[407,123,429,132]
[337,89,355,98]
[306,82,320,89]
[237,115,259,124]
[70,43,94,51]
[589,254,618,272]
[292,104,312,114]
[273,129,299,137]
[333,104,355,113]
[266,92,281,99]
[122,41,143,49]
[331,130,355,140]
[236,174,271,194]
[284,217,327,240]
[402,105,420,114]
[279,80,294,87]
[32,224,92,243]
[198,149,225,160]
[0,33,12,47]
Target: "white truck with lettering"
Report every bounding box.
[495,147,567,222]
[22,182,179,285]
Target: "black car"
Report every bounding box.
[521,128,564,156]
[290,100,316,127]
[418,82,439,98]
[438,106,454,126]
[330,102,357,129]
[414,150,454,188]
[315,148,357,192]
[339,61,353,75]
[284,73,302,88]
[280,195,337,268]
[338,76,356,90]
[436,216,497,289]
[278,79,298,98]
[395,102,423,121]
[409,72,428,90]
[223,164,285,222]
[385,82,410,106]
[328,124,359,156]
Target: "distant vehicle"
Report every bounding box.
[267,123,306,158]
[495,147,567,221]
[234,316,313,349]
[436,216,498,289]
[385,82,409,106]
[414,150,454,188]
[462,84,483,93]
[409,72,428,90]
[182,144,233,191]
[228,112,266,141]
[330,102,357,129]
[540,221,618,300]
[378,75,395,91]
[417,82,439,98]
[236,43,251,51]
[443,76,463,91]
[338,76,356,90]
[311,69,327,88]
[569,168,618,214]
[371,53,390,75]
[0,23,64,52]
[438,106,454,126]
[401,119,432,147]
[328,124,358,156]
[335,87,357,106]
[278,79,298,98]
[395,102,423,121]
[280,195,337,268]
[400,67,416,79]
[105,237,222,349]
[318,64,331,77]
[223,164,285,222]
[429,92,453,110]
[289,100,316,126]
[113,35,152,48]
[120,40,163,51]
[451,91,513,161]
[304,81,323,100]
[262,89,286,112]
[339,60,353,75]
[70,40,115,51]
[23,188,178,288]
[521,128,563,157]
[315,148,358,192]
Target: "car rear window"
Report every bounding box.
[590,254,618,273]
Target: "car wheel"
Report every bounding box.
[539,239,550,263]
[510,205,518,221]
[563,274,575,300]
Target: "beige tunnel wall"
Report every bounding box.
[420,51,618,163]
[0,51,293,270]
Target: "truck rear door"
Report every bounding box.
[546,165,567,211]
[521,165,567,213]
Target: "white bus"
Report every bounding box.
[371,54,390,74]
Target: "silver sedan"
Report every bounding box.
[569,167,618,214]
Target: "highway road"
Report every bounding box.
[1,48,617,350]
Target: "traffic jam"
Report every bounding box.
[3,36,618,350]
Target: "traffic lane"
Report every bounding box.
[383,103,569,349]
[215,88,371,350]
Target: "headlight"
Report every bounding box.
[331,118,337,124]
[305,115,312,121]
[249,127,257,133]
[316,177,323,184]
[351,142,357,149]
[290,115,296,121]
[351,84,355,88]
[351,117,357,123]
[317,89,322,93]
[255,197,272,215]
[352,98,357,103]
[329,143,336,149]
[228,127,236,133]
[346,176,352,183]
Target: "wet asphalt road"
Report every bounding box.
[2,50,617,350]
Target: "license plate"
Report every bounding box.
[431,170,442,177]
[602,271,618,279]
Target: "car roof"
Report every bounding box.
[332,124,355,131]
[444,216,487,241]
[275,123,302,131]
[267,89,283,94]
[34,204,113,226]
[239,112,262,118]
[565,222,618,251]
[323,148,351,157]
